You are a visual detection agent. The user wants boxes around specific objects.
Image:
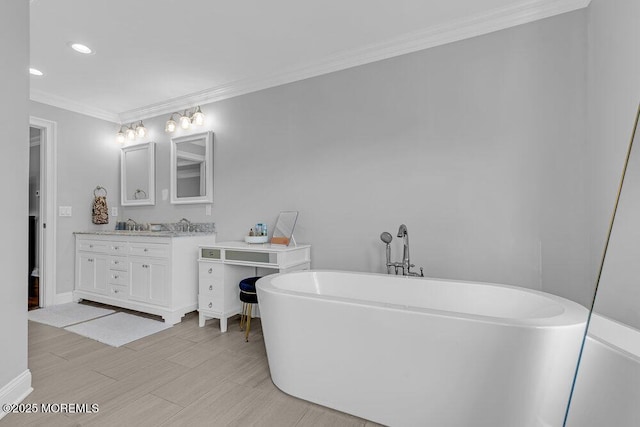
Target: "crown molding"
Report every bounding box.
[119,0,590,123]
[30,88,119,123]
[41,0,592,124]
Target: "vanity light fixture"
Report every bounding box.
[29,68,44,76]
[116,121,147,144]
[164,106,205,133]
[179,113,191,129]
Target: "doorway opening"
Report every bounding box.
[29,117,57,309]
[28,127,41,310]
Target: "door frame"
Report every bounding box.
[29,116,57,307]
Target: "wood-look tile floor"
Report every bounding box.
[5,307,382,427]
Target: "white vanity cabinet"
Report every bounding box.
[77,253,109,294]
[75,232,215,324]
[129,258,169,306]
[76,239,110,294]
[198,242,311,331]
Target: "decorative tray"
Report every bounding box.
[244,235,268,244]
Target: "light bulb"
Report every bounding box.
[165,119,176,133]
[126,127,136,140]
[179,114,191,129]
[135,123,147,138]
[116,132,125,144]
[192,107,205,126]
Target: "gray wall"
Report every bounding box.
[587,0,640,328]
[122,11,592,305]
[0,0,29,395]
[30,101,119,295]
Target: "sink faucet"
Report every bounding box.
[126,218,138,231]
[380,224,424,277]
[178,218,192,232]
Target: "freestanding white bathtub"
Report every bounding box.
[256,270,588,427]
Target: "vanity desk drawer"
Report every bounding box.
[199,262,224,280]
[198,295,223,312]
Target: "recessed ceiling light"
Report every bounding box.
[29,68,44,76]
[70,43,94,54]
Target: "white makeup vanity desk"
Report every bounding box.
[198,241,311,331]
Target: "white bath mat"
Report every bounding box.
[64,312,171,347]
[28,302,115,328]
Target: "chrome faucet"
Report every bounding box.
[178,218,192,232]
[397,224,410,274]
[380,224,424,277]
[126,218,138,231]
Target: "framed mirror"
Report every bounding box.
[121,142,155,206]
[170,131,213,204]
[271,211,299,246]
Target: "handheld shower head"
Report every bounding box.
[381,232,393,274]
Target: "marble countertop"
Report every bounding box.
[74,230,216,238]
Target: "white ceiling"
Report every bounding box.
[29,0,589,123]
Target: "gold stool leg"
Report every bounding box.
[240,302,246,330]
[245,304,252,342]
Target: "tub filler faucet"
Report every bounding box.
[380,224,424,277]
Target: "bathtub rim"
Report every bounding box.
[256,270,589,329]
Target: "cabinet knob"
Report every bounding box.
[209,285,213,291]
[208,268,212,274]
[114,289,119,293]
[142,264,148,268]
[114,275,119,279]
[88,258,94,262]
[89,244,93,248]
[114,260,119,264]
[208,302,213,308]
[114,246,119,250]
[144,248,148,252]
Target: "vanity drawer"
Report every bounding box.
[129,242,170,258]
[108,269,128,286]
[199,295,223,313]
[109,257,128,271]
[77,239,110,253]
[108,284,128,300]
[199,262,224,281]
[199,278,223,298]
[108,242,129,256]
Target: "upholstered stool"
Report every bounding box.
[239,276,261,342]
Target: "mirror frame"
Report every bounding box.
[120,141,155,206]
[170,131,213,204]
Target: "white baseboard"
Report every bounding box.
[53,292,73,305]
[0,370,33,420]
